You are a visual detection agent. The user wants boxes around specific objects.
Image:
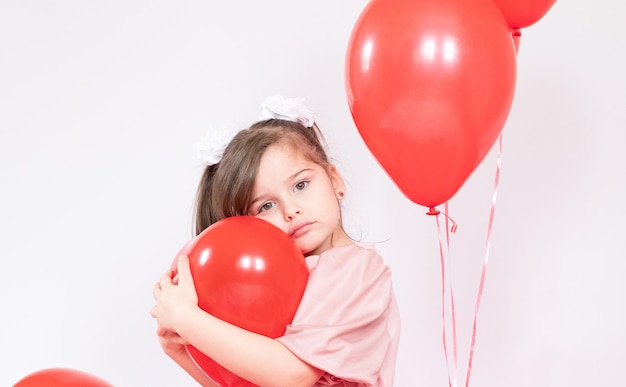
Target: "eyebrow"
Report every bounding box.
[249,168,314,207]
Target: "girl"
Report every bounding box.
[151,96,400,387]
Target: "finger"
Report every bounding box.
[165,332,188,345]
[150,305,158,318]
[159,270,174,288]
[176,255,194,285]
[156,325,168,337]
[152,282,161,300]
[172,273,179,286]
[160,330,189,345]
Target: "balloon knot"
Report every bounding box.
[426,207,440,216]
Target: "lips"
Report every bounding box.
[289,222,313,238]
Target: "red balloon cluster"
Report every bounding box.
[13,368,112,387]
[173,216,309,387]
[345,0,557,209]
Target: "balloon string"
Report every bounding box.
[434,214,456,387]
[444,202,459,383]
[465,132,503,387]
[431,205,459,387]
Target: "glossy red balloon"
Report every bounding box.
[13,368,113,387]
[492,0,557,29]
[173,216,309,387]
[346,0,517,208]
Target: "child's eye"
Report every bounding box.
[294,181,309,191]
[258,201,276,213]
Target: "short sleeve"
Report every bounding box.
[276,244,395,386]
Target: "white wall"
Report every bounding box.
[1,1,624,386]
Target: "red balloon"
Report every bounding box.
[173,216,309,387]
[13,368,113,387]
[346,0,517,208]
[492,0,557,30]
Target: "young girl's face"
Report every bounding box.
[247,144,351,256]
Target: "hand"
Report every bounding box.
[151,255,199,335]
[157,329,190,358]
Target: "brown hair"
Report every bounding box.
[193,119,332,235]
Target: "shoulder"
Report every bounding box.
[287,244,395,326]
[304,243,390,281]
[316,243,385,265]
[305,243,392,290]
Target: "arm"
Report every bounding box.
[157,331,219,387]
[153,256,324,387]
[179,307,322,387]
[151,302,218,386]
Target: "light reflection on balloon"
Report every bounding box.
[238,256,266,272]
[361,40,373,71]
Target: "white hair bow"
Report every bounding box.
[196,95,315,165]
[260,95,315,128]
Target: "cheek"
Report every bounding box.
[327,195,343,222]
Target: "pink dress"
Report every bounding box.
[277,244,400,386]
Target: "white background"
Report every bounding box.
[1,1,624,386]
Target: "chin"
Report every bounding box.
[299,244,319,256]
[297,236,327,256]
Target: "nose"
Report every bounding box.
[282,200,302,221]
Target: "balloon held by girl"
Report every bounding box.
[151,95,400,387]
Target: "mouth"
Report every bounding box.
[289,222,313,238]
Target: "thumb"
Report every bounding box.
[176,255,194,285]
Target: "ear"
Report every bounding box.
[327,165,347,200]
